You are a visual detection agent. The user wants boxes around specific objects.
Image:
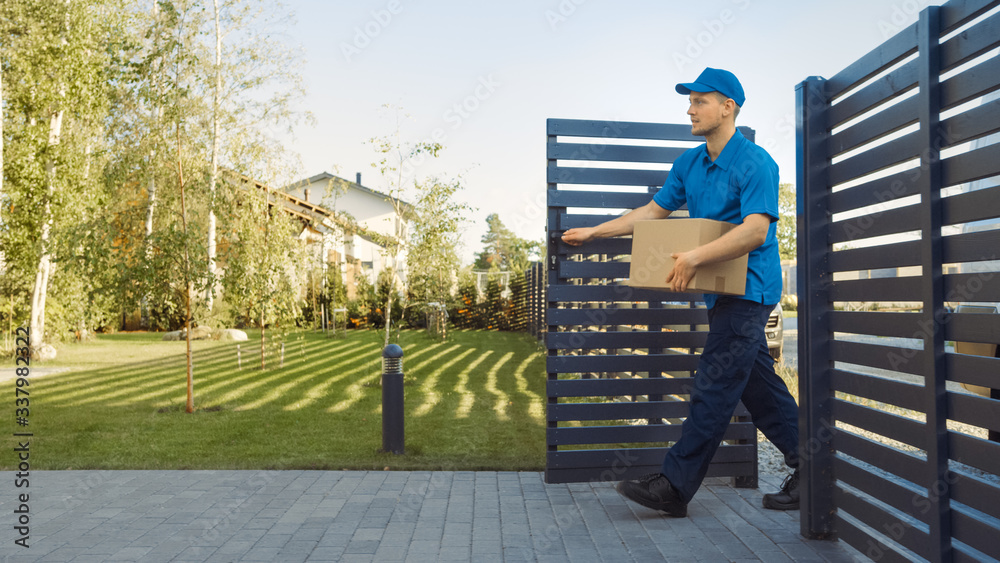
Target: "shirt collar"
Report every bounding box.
[700,128,745,172]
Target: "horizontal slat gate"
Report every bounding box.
[796,1,1000,560]
[544,118,759,486]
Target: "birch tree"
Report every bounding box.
[368,107,442,347]
[407,177,471,306]
[219,176,302,370]
[0,0,114,354]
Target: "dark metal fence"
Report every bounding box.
[797,1,1000,560]
[544,118,759,485]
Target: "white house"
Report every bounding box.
[282,172,411,298]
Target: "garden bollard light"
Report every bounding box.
[381,343,404,455]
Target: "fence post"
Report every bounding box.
[796,74,835,540]
[381,344,405,455]
[916,7,951,561]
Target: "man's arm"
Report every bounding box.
[665,213,771,292]
[561,199,672,246]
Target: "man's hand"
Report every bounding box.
[664,248,703,292]
[561,227,596,247]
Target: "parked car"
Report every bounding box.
[767,302,784,360]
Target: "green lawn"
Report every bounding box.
[19,329,547,472]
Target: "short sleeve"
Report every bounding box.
[653,158,688,211]
[737,147,780,222]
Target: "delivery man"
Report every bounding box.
[561,67,800,516]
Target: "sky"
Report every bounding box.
[276,0,947,263]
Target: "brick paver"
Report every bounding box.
[0,470,865,562]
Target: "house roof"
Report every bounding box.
[222,170,389,248]
[286,172,412,212]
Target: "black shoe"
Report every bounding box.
[763,469,799,510]
[615,473,688,517]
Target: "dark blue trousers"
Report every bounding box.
[660,297,799,503]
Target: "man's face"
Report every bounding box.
[687,91,728,137]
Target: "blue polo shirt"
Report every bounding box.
[652,129,782,308]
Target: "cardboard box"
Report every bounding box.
[627,218,748,295]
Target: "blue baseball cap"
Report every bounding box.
[675,67,746,107]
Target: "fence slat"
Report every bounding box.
[834,515,914,563]
[828,311,923,339]
[941,184,1000,226]
[939,7,1000,73]
[548,190,655,209]
[548,377,694,397]
[945,272,1000,302]
[950,431,1000,476]
[948,392,1000,432]
[829,97,918,158]
[558,260,630,280]
[546,331,707,350]
[548,400,689,422]
[941,136,1000,187]
[940,48,1000,110]
[828,130,921,187]
[546,353,699,374]
[547,142,687,163]
[952,509,1000,561]
[830,368,924,411]
[834,486,934,557]
[547,422,752,446]
[944,311,1000,343]
[547,166,668,187]
[832,399,927,449]
[829,228,917,271]
[946,352,1000,392]
[547,307,707,327]
[547,444,754,468]
[546,118,698,140]
[834,430,926,486]
[830,203,921,244]
[547,284,700,303]
[833,457,932,526]
[950,472,1000,537]
[828,169,918,215]
[825,26,917,107]
[829,277,922,302]
[831,340,928,376]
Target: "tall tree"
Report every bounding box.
[219,178,302,369]
[206,0,222,312]
[1,0,116,354]
[368,106,442,347]
[407,177,471,306]
[474,213,541,275]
